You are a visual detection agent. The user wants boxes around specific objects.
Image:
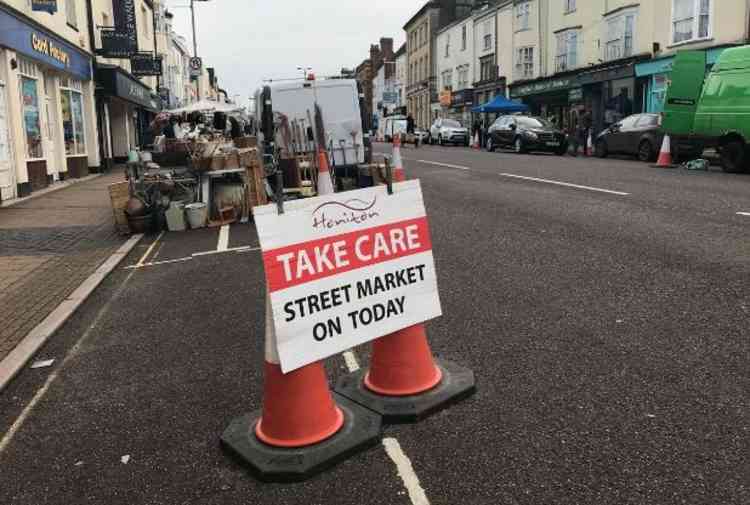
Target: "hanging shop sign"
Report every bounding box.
[254,180,443,373]
[0,9,91,79]
[31,0,57,14]
[382,91,398,105]
[130,53,163,77]
[111,0,138,55]
[439,90,452,107]
[100,30,134,58]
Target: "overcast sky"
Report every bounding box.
[165,0,421,103]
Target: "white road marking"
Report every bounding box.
[342,350,360,372]
[737,212,750,217]
[124,246,260,269]
[415,159,470,171]
[136,231,165,267]
[124,257,194,270]
[217,224,230,252]
[0,261,141,456]
[192,246,260,257]
[499,173,630,196]
[383,438,430,505]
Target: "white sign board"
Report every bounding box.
[254,180,442,373]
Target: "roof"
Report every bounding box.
[404,1,439,30]
[395,42,407,57]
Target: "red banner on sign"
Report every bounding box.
[263,217,432,293]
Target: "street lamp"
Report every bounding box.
[190,0,211,58]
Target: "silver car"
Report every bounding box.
[429,119,469,146]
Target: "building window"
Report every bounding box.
[60,79,86,155]
[18,58,43,159]
[65,0,78,28]
[457,65,469,89]
[445,34,451,58]
[483,20,492,50]
[606,10,636,61]
[462,25,467,51]
[142,6,150,39]
[516,2,530,31]
[442,70,453,90]
[479,54,496,82]
[672,0,711,44]
[515,47,534,79]
[564,0,576,13]
[555,30,578,72]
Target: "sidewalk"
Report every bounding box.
[0,173,128,363]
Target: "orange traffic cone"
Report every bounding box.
[652,134,675,168]
[317,147,334,195]
[472,132,481,150]
[335,151,476,423]
[222,297,381,481]
[392,135,405,182]
[586,130,594,157]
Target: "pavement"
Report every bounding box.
[0,145,748,505]
[0,173,129,362]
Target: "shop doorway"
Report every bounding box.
[43,75,56,177]
[0,81,13,200]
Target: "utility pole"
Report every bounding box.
[190,0,201,99]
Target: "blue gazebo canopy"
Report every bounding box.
[472,95,529,114]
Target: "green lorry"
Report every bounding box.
[664,46,750,173]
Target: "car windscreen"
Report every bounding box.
[516,117,554,129]
[443,120,462,128]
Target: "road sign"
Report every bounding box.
[254,180,443,373]
[189,57,202,77]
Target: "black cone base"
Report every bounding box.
[221,393,381,482]
[335,359,476,424]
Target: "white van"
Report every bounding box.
[255,79,365,168]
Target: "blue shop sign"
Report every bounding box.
[0,7,91,80]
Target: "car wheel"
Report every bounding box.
[514,137,525,154]
[595,139,608,158]
[720,139,747,173]
[487,137,495,152]
[638,140,655,162]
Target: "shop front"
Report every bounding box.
[96,65,160,165]
[450,88,474,125]
[636,46,732,114]
[578,56,649,135]
[0,5,95,201]
[509,74,578,130]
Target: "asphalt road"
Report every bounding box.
[0,145,748,505]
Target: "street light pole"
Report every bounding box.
[190,0,198,58]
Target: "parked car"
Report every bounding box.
[664,46,750,172]
[429,118,469,146]
[486,115,568,155]
[595,113,662,161]
[596,113,703,162]
[413,128,429,144]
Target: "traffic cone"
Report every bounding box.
[472,132,480,150]
[586,130,594,157]
[317,147,334,195]
[652,134,675,168]
[335,153,476,423]
[221,296,381,482]
[392,135,405,182]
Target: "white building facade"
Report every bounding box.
[436,15,475,124]
[0,0,99,202]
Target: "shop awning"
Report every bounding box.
[168,99,242,114]
[96,65,161,112]
[472,95,528,114]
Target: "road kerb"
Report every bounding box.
[0,233,144,392]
